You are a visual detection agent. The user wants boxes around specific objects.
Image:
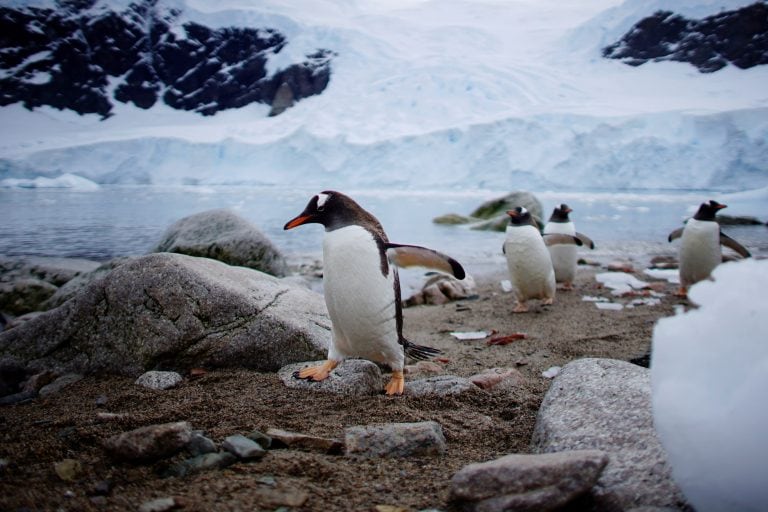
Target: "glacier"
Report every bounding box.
[2,107,767,190]
[1,0,766,192]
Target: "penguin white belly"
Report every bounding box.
[679,219,722,287]
[322,226,401,367]
[543,221,577,284]
[504,226,555,301]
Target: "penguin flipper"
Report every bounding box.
[400,337,441,361]
[668,227,684,243]
[720,232,751,258]
[575,232,595,250]
[385,243,465,279]
[543,234,583,247]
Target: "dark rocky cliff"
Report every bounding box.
[603,2,768,72]
[0,0,334,118]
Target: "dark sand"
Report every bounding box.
[0,266,682,511]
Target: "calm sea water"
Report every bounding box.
[2,186,766,283]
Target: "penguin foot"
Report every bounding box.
[542,297,554,306]
[675,286,688,298]
[513,302,529,313]
[560,282,573,291]
[293,360,339,382]
[384,370,405,395]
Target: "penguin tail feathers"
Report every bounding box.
[401,338,442,361]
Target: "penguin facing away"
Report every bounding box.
[503,206,583,313]
[542,204,595,290]
[668,200,751,297]
[284,190,466,395]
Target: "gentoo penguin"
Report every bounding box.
[542,204,595,290]
[503,206,583,312]
[668,200,751,297]
[283,190,465,395]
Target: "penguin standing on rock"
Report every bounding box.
[503,206,583,313]
[543,204,595,290]
[284,190,465,395]
[668,200,751,297]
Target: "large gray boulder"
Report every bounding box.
[531,358,688,511]
[153,209,287,276]
[42,257,135,310]
[0,253,329,376]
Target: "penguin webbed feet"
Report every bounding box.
[292,360,339,382]
[383,370,405,396]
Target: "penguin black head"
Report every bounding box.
[549,204,572,223]
[506,206,538,228]
[284,190,383,233]
[693,200,727,221]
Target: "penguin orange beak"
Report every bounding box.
[506,210,519,218]
[284,214,313,230]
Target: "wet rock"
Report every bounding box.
[469,367,526,391]
[39,373,83,397]
[345,421,446,458]
[135,371,183,390]
[532,358,687,510]
[222,434,267,460]
[0,253,329,376]
[405,274,477,306]
[104,421,193,462]
[54,458,83,482]
[266,428,343,454]
[165,452,237,478]
[403,375,477,397]
[187,432,218,456]
[0,278,58,315]
[153,209,287,276]
[450,450,608,512]
[279,360,383,396]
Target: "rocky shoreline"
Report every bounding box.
[0,206,695,511]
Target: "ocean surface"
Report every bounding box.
[2,186,766,289]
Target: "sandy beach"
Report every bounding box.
[0,261,682,512]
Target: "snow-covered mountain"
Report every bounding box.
[0,0,766,191]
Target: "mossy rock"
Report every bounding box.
[470,216,510,232]
[433,213,476,225]
[469,191,543,222]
